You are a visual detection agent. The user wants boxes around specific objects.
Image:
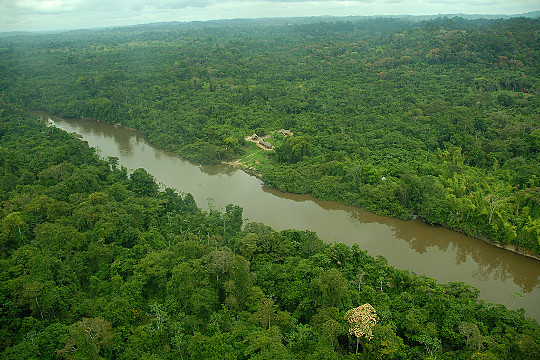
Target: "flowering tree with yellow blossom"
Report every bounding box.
[345,303,378,354]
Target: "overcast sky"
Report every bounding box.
[0,0,537,32]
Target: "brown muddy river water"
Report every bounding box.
[42,113,540,321]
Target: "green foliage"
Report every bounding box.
[1,16,539,252]
[129,169,158,196]
[0,17,539,360]
[276,136,312,164]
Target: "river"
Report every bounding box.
[42,113,540,321]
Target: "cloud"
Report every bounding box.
[103,0,215,11]
[16,0,81,14]
[7,0,216,15]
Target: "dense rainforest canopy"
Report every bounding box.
[0,103,539,359]
[0,16,539,254]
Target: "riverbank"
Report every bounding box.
[477,236,540,262]
[223,149,540,263]
[37,110,540,262]
[222,160,263,179]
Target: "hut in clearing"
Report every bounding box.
[279,129,292,136]
[259,139,273,149]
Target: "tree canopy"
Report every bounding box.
[0,101,539,359]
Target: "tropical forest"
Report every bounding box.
[0,15,539,359]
